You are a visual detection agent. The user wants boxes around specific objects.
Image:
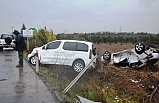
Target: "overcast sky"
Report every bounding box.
[0,0,159,34]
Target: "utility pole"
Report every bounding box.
[11,26,15,33]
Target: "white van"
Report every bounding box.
[28,40,97,72]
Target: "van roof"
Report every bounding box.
[55,39,93,44]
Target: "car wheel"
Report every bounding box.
[29,55,36,65]
[135,42,145,54]
[73,60,85,72]
[103,51,111,61]
[5,37,12,45]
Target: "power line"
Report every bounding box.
[18,0,56,29]
[28,0,56,24]
[25,0,49,24]
[18,0,32,25]
[23,0,44,23]
[11,26,15,33]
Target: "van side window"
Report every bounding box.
[46,41,61,49]
[63,42,77,51]
[76,43,88,52]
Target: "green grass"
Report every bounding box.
[23,50,28,58]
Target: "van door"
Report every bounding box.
[57,42,77,65]
[40,41,61,64]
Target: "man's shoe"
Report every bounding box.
[16,64,23,68]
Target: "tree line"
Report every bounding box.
[56,32,159,45]
[20,24,159,52]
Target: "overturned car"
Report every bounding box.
[101,42,159,68]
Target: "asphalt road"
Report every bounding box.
[0,48,62,103]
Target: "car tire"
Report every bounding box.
[5,37,12,45]
[73,60,85,72]
[135,42,145,54]
[29,55,36,65]
[103,51,111,61]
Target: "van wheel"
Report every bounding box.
[29,55,36,65]
[73,60,85,72]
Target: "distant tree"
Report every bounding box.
[55,31,159,45]
[102,36,107,43]
[123,36,129,43]
[91,35,96,43]
[149,35,156,41]
[107,35,114,45]
[96,35,103,44]
[118,35,124,45]
[113,36,118,44]
[132,36,139,44]
[67,34,76,40]
[21,24,26,34]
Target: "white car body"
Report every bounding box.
[101,43,159,68]
[0,34,15,50]
[28,40,97,72]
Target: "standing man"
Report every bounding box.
[13,30,27,67]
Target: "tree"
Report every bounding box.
[102,36,107,43]
[118,35,124,45]
[96,35,103,44]
[91,35,96,43]
[21,24,26,34]
[107,35,114,45]
[29,28,56,51]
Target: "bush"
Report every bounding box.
[28,28,56,53]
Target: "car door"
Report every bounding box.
[40,41,61,64]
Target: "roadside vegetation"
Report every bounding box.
[27,27,56,53]
[24,26,159,102]
[37,63,151,103]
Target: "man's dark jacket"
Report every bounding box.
[13,30,27,51]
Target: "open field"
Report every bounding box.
[95,43,159,103]
[37,43,159,103]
